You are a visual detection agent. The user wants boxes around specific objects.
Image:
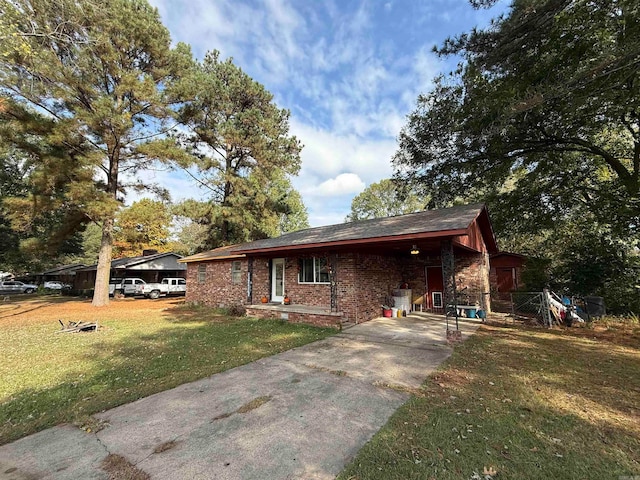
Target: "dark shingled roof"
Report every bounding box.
[235,203,489,253]
[77,252,184,271]
[40,263,86,275]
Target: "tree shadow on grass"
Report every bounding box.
[0,315,334,446]
[488,326,640,425]
[0,300,58,319]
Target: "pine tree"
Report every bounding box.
[0,0,192,305]
[175,50,302,245]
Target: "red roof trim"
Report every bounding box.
[179,254,245,264]
[475,206,499,254]
[234,228,470,255]
[452,238,482,253]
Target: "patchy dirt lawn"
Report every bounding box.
[0,295,180,328]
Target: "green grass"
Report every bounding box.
[338,321,640,480]
[0,298,334,445]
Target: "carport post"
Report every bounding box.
[441,240,459,330]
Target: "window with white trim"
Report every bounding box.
[299,257,330,284]
[197,264,206,284]
[231,261,242,284]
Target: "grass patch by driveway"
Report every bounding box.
[339,320,640,480]
[0,297,334,445]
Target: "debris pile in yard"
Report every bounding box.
[510,289,606,328]
[57,319,98,333]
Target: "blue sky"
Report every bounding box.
[147,0,506,227]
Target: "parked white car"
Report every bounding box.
[43,281,72,290]
[0,281,38,294]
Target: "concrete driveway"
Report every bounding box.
[0,314,480,480]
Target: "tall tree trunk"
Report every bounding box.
[92,147,119,307]
[92,218,114,306]
[220,175,233,243]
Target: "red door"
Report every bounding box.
[425,266,444,309]
[496,268,516,292]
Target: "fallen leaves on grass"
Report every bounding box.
[338,321,640,480]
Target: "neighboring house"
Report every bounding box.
[489,252,527,295]
[74,250,186,290]
[36,263,86,286]
[180,204,499,328]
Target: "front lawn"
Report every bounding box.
[339,319,640,479]
[0,297,335,445]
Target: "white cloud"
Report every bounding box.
[311,173,365,197]
[289,119,397,226]
[290,119,396,184]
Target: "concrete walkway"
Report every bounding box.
[0,314,480,480]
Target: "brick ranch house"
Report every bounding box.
[179,203,499,328]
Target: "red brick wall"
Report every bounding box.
[284,255,331,307]
[455,252,491,311]
[185,259,248,307]
[250,255,331,307]
[398,255,442,307]
[337,253,404,324]
[342,251,491,321]
[335,254,357,321]
[252,257,270,303]
[186,246,492,320]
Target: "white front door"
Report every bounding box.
[271,258,285,302]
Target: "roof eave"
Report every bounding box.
[179,254,246,263]
[490,251,527,259]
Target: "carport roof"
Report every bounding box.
[39,263,86,275]
[77,252,185,271]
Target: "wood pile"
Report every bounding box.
[57,320,98,333]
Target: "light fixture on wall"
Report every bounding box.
[410,244,420,255]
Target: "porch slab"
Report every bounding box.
[247,303,342,316]
[246,304,343,328]
[272,313,481,389]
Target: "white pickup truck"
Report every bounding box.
[134,277,187,299]
[108,278,146,297]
